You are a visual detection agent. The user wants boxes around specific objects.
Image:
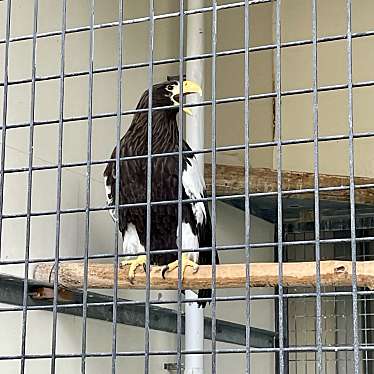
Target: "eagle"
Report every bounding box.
[104,78,218,307]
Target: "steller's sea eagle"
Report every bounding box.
[103,79,218,307]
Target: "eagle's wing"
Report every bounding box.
[181,154,215,261]
[182,155,207,227]
[104,148,145,260]
[181,153,219,307]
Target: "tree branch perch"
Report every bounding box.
[205,164,374,205]
[33,261,374,290]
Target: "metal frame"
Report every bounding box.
[0,273,275,349]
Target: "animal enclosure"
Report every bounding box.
[0,1,374,374]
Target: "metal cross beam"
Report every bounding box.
[0,273,275,348]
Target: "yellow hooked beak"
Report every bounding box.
[175,80,202,116]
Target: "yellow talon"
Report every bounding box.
[161,253,199,279]
[120,255,147,283]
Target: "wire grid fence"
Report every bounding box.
[0,0,373,373]
[284,230,374,374]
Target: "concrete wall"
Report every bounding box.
[201,0,275,168]
[279,2,374,373]
[279,0,374,177]
[0,1,275,373]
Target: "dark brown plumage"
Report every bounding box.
[104,80,218,307]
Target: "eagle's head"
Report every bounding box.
[136,80,202,116]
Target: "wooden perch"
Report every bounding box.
[205,164,374,205]
[34,261,374,290]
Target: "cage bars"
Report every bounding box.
[144,0,155,372]
[211,1,218,373]
[2,0,374,55]
[244,0,252,373]
[50,1,67,373]
[20,1,38,373]
[0,346,372,361]
[176,1,184,373]
[0,272,275,348]
[346,0,360,372]
[110,0,124,373]
[311,0,322,372]
[3,166,374,218]
[3,282,374,313]
[0,0,372,372]
[0,345,372,362]
[4,28,374,93]
[2,235,374,268]
[0,0,11,260]
[5,132,374,175]
[274,0,284,373]
[0,183,371,221]
[0,0,270,48]
[5,78,374,134]
[283,230,369,372]
[80,0,95,372]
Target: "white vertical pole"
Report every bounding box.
[186,0,205,175]
[184,290,204,374]
[185,1,205,373]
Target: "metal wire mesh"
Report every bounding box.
[0,0,374,373]
[285,230,374,373]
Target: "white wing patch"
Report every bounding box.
[182,156,206,225]
[104,175,117,222]
[123,223,145,257]
[104,173,143,258]
[178,222,199,263]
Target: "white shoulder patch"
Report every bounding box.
[104,175,117,222]
[182,156,206,225]
[104,176,112,204]
[178,222,199,263]
[123,223,145,257]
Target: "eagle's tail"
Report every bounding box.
[197,289,212,308]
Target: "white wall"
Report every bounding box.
[278,2,374,372]
[201,0,275,168]
[212,204,275,373]
[278,0,374,177]
[0,1,275,373]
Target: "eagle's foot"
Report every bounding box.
[120,255,147,283]
[161,254,199,280]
